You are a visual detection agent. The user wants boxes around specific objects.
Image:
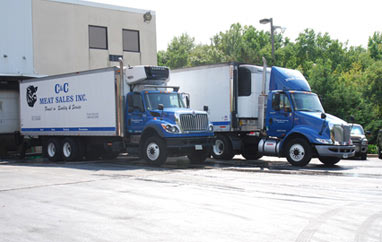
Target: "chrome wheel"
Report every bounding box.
[146,142,160,161]
[62,141,72,158]
[289,144,305,162]
[47,142,57,158]
[213,139,224,156]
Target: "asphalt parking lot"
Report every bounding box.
[1,155,381,242]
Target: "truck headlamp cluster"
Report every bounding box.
[361,139,368,145]
[208,124,214,132]
[161,123,180,134]
[316,138,333,145]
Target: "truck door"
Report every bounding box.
[126,92,146,134]
[266,92,293,138]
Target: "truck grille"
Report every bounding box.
[331,125,351,145]
[180,113,209,132]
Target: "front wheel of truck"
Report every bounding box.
[285,138,312,167]
[319,157,341,166]
[142,136,167,166]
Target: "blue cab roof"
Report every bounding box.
[269,67,311,92]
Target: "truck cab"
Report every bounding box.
[123,65,214,166]
[260,67,355,166]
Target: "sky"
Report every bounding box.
[88,0,381,51]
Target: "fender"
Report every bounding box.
[280,125,322,150]
[142,120,166,138]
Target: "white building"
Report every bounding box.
[0,0,157,77]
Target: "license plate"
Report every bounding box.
[195,145,203,150]
[343,154,348,159]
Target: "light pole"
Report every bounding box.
[259,18,283,60]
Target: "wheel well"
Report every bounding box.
[140,128,161,146]
[281,133,315,157]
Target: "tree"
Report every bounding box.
[368,32,382,60]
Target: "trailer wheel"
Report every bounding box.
[241,142,262,160]
[285,138,312,166]
[62,138,81,161]
[45,138,63,162]
[212,135,234,160]
[319,157,341,166]
[188,150,210,164]
[142,136,167,166]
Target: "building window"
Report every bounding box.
[123,29,140,52]
[89,25,108,49]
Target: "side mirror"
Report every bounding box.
[321,113,327,119]
[186,96,190,108]
[158,104,164,111]
[203,105,209,112]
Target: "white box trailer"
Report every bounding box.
[20,68,122,137]
[0,89,20,156]
[170,63,270,132]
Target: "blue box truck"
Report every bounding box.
[19,62,214,165]
[169,61,355,166]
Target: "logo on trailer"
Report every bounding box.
[26,86,38,107]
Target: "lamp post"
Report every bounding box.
[259,18,282,60]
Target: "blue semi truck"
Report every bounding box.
[170,61,355,166]
[19,61,214,165]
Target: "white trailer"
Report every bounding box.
[170,63,270,160]
[20,68,121,137]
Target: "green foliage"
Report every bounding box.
[157,24,382,139]
[368,32,382,60]
[368,144,377,154]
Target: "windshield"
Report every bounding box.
[291,93,324,112]
[145,93,185,110]
[351,125,364,135]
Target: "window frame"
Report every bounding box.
[122,29,140,53]
[88,25,108,50]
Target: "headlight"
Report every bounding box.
[208,124,214,132]
[316,138,333,144]
[161,123,180,134]
[361,139,368,145]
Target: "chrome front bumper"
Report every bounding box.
[315,145,355,158]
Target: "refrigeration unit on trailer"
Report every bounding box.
[20,63,214,165]
[169,61,355,166]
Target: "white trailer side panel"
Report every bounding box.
[20,69,118,136]
[170,65,232,132]
[0,90,19,134]
[237,65,271,118]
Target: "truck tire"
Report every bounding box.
[44,138,63,162]
[285,138,312,167]
[62,138,81,161]
[378,147,382,159]
[188,150,210,164]
[142,136,167,166]
[319,157,341,166]
[241,142,262,160]
[241,151,263,160]
[360,153,367,160]
[212,135,234,160]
